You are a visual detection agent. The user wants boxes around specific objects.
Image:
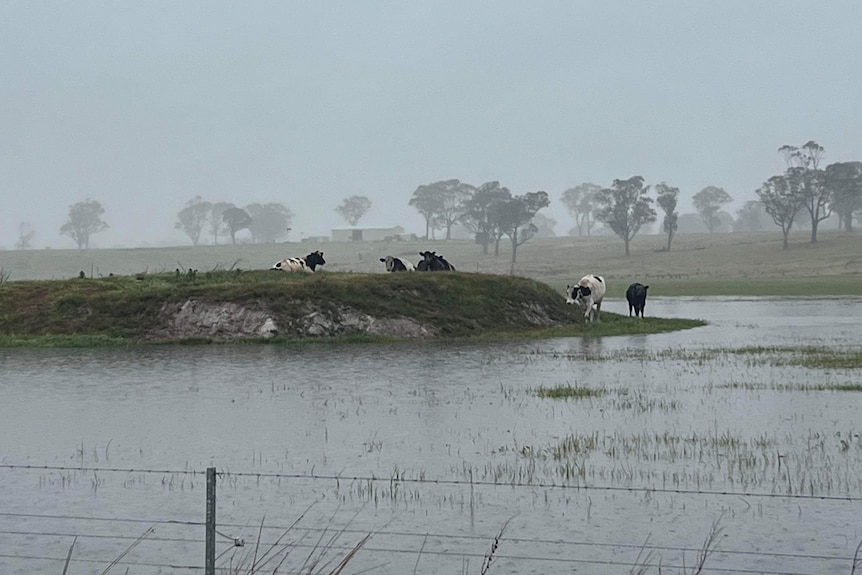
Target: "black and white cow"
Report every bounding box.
[379,255,415,272]
[565,274,606,322]
[626,282,649,317]
[270,250,326,272]
[418,251,455,271]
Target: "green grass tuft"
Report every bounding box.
[533,385,606,399]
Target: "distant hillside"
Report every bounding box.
[1,230,860,295]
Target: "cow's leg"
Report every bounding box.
[595,301,602,321]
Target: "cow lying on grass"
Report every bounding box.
[271,251,326,272]
[418,251,455,271]
[379,255,415,272]
[565,274,606,322]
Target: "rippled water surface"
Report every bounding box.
[1,297,861,574]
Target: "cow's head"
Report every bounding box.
[419,251,436,264]
[565,284,592,306]
[379,256,396,272]
[305,251,326,271]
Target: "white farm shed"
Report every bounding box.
[331,226,405,242]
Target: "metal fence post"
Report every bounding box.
[206,467,216,575]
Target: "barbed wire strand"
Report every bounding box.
[0,548,840,575]
[0,526,854,568]
[3,463,860,502]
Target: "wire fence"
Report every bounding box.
[1,464,860,574]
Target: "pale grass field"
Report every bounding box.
[1,229,860,295]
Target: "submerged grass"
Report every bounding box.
[467,425,862,497]
[533,385,606,399]
[531,344,862,370]
[730,346,862,369]
[721,382,862,392]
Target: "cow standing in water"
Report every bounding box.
[626,282,649,317]
[270,251,326,272]
[379,256,415,272]
[565,274,606,322]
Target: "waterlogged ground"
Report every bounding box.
[1,297,861,574]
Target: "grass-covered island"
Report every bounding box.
[0,271,704,347]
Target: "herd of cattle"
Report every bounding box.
[270,250,649,321]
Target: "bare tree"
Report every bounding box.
[15,222,35,250]
[594,176,656,256]
[654,182,679,251]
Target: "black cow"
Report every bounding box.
[626,282,649,317]
[418,251,455,271]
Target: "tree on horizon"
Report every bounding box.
[60,199,108,250]
[335,195,372,226]
[655,182,680,251]
[778,140,831,243]
[594,176,657,256]
[756,173,805,249]
[175,196,212,246]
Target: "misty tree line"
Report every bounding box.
[14,140,861,254]
[38,194,375,250]
[555,141,862,252]
[409,141,862,257]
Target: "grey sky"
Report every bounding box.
[2,1,861,248]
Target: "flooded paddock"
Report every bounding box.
[1,297,861,574]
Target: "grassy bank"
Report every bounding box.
[0,271,705,347]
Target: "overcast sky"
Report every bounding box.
[2,1,861,248]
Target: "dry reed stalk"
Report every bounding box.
[225,505,374,575]
[480,517,512,575]
[412,533,428,575]
[851,539,862,575]
[685,517,723,575]
[228,503,316,574]
[628,533,656,575]
[100,525,155,574]
[61,536,77,575]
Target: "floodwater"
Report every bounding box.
[1,297,861,574]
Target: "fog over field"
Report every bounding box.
[1,2,861,249]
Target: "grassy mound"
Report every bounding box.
[0,270,705,346]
